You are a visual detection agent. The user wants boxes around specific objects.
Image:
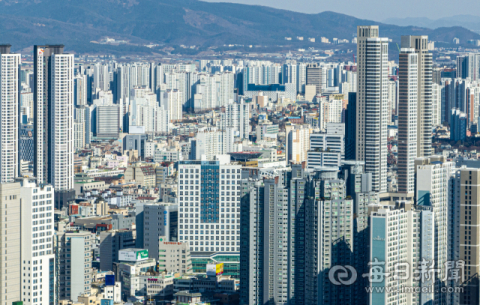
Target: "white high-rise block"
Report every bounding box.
[355,26,389,193]
[34,45,74,191]
[19,178,55,305]
[397,48,418,194]
[0,46,20,183]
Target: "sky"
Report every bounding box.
[202,0,480,21]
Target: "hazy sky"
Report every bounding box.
[202,0,480,20]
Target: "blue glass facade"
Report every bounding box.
[371,217,386,305]
[49,258,55,305]
[201,164,220,223]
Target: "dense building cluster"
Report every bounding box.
[1,24,480,305]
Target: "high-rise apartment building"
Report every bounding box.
[369,204,435,305]
[189,127,237,160]
[0,183,21,305]
[300,168,355,305]
[34,45,74,191]
[397,48,418,194]
[160,89,182,121]
[220,101,250,139]
[93,63,109,92]
[401,35,433,158]
[282,61,297,90]
[297,63,307,94]
[240,177,292,305]
[453,168,480,305]
[73,120,85,150]
[355,26,389,193]
[456,53,480,81]
[18,178,55,305]
[416,156,455,304]
[340,161,377,304]
[177,160,241,254]
[0,45,20,183]
[56,231,94,301]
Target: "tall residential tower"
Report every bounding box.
[0,45,20,183]
[355,26,389,193]
[401,35,433,158]
[397,48,418,194]
[34,45,74,191]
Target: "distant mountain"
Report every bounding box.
[384,15,480,33]
[0,0,479,53]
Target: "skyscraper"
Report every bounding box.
[397,48,418,194]
[18,177,55,305]
[0,182,21,305]
[0,45,20,183]
[369,204,435,304]
[34,45,74,191]
[240,177,292,305]
[355,26,389,193]
[401,35,433,158]
[453,168,480,305]
[416,156,455,304]
[301,168,355,304]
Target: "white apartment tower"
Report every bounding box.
[215,72,234,107]
[0,183,22,305]
[355,25,389,193]
[401,35,433,158]
[397,48,418,194]
[93,63,109,92]
[34,45,74,191]
[18,178,55,305]
[369,204,435,305]
[161,89,182,121]
[416,156,455,304]
[0,45,20,183]
[220,100,250,139]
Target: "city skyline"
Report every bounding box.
[2,18,480,305]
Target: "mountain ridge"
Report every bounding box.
[384,15,480,33]
[0,0,479,53]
